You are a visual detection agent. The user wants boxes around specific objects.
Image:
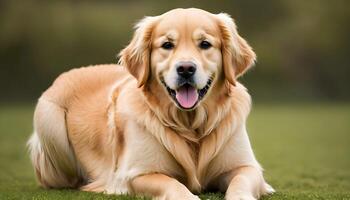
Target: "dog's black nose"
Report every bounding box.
[176,62,196,79]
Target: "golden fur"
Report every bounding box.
[28,8,274,200]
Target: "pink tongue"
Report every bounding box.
[175,85,198,108]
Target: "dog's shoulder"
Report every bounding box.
[229,82,252,120]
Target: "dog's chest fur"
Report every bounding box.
[112,84,251,192]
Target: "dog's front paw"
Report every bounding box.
[164,193,200,200]
[226,193,256,200]
[160,190,200,200]
[188,194,201,200]
[104,177,130,195]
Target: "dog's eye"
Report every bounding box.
[199,41,212,50]
[161,42,174,50]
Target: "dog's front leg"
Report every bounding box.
[131,173,200,200]
[225,166,265,200]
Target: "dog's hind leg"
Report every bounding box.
[27,97,83,188]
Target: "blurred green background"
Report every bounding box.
[0,1,350,199]
[1,0,350,103]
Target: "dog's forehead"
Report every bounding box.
[154,9,219,38]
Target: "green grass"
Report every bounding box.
[0,103,349,199]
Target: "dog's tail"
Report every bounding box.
[27,97,84,188]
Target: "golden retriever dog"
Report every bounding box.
[28,8,274,200]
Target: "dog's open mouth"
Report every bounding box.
[161,79,212,110]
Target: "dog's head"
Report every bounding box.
[119,8,255,111]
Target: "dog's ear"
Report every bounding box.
[118,16,159,87]
[216,13,256,86]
